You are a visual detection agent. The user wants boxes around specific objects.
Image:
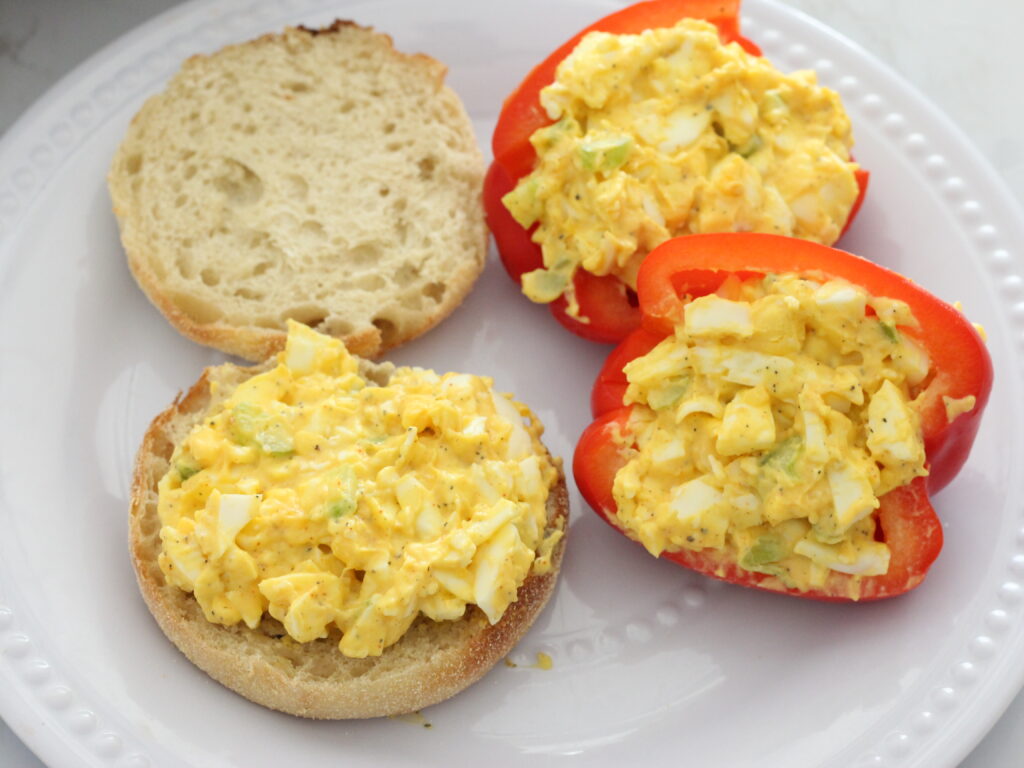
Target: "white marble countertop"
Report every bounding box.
[1,0,1022,765]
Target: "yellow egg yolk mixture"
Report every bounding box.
[612,274,955,596]
[157,322,562,658]
[503,20,859,319]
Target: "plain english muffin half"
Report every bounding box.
[109,21,487,361]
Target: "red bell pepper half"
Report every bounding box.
[575,233,993,601]
[484,0,869,345]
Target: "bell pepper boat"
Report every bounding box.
[485,0,870,344]
[574,234,992,601]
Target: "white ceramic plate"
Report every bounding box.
[1,0,1023,766]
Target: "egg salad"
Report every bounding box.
[157,322,563,658]
[612,273,970,597]
[503,20,859,319]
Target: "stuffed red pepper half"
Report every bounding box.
[574,233,991,601]
[485,0,870,344]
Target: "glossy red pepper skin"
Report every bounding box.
[574,233,992,600]
[484,162,643,343]
[591,328,664,417]
[484,0,869,344]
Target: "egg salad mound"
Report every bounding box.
[503,19,859,319]
[157,321,563,658]
[612,273,968,596]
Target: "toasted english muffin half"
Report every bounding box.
[109,21,486,362]
[129,358,567,719]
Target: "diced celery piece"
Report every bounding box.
[734,134,763,158]
[501,177,541,229]
[325,466,358,519]
[759,435,803,477]
[578,135,633,172]
[256,423,294,457]
[176,460,200,481]
[648,374,692,410]
[740,534,786,570]
[762,90,787,114]
[228,402,263,444]
[521,268,570,303]
[327,499,356,519]
[810,524,848,546]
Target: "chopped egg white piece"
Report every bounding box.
[685,295,755,338]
